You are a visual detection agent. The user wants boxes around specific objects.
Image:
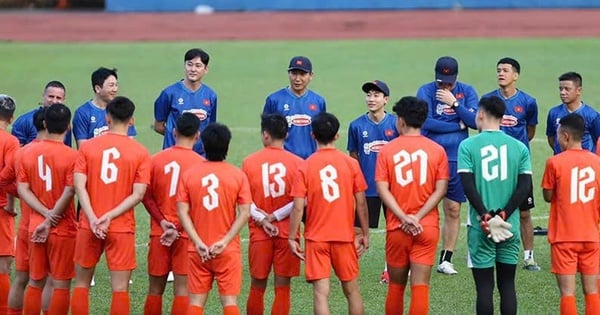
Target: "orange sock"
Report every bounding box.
[23,285,42,315]
[585,293,600,315]
[70,287,89,315]
[386,283,405,315]
[143,294,162,315]
[188,305,204,315]
[409,285,429,315]
[0,273,10,315]
[7,308,22,315]
[48,288,70,315]
[110,291,130,315]
[171,295,189,315]
[246,286,265,315]
[272,285,290,315]
[560,295,578,315]
[223,305,240,315]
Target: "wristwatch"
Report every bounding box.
[450,101,459,109]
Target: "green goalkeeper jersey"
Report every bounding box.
[457,130,532,234]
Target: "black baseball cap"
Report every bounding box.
[362,80,390,96]
[288,56,312,73]
[435,56,458,84]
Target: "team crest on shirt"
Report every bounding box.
[362,130,369,138]
[500,115,518,127]
[90,116,96,123]
[286,114,311,127]
[437,103,456,115]
[177,98,184,105]
[183,108,208,121]
[283,104,290,111]
[363,140,388,154]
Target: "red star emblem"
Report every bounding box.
[514,106,523,113]
[443,68,450,74]
[385,130,394,136]
[296,60,303,65]
[309,104,317,111]
[203,99,210,106]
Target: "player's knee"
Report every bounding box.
[519,210,531,220]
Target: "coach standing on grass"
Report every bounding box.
[416,56,479,275]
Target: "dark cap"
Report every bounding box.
[362,80,390,96]
[435,56,458,84]
[288,56,312,73]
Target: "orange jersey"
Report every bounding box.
[147,146,205,237]
[242,146,303,241]
[177,161,252,252]
[375,135,449,230]
[74,133,151,233]
[17,140,78,236]
[542,149,600,243]
[0,141,36,231]
[290,147,367,242]
[0,129,19,207]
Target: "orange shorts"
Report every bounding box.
[551,242,600,275]
[29,234,75,281]
[188,250,242,296]
[74,229,135,271]
[304,240,358,282]
[148,236,189,276]
[0,211,15,256]
[14,229,29,272]
[386,226,439,268]
[248,238,300,279]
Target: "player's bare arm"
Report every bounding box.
[354,191,369,256]
[542,189,553,202]
[74,173,97,226]
[177,200,210,262]
[287,197,305,261]
[75,139,87,150]
[349,151,359,161]
[17,182,51,219]
[376,181,423,235]
[209,203,250,258]
[96,182,147,238]
[527,125,536,141]
[153,120,166,135]
[547,136,555,150]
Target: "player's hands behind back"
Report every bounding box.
[400,214,423,236]
[487,210,513,243]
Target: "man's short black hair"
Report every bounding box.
[261,113,288,140]
[201,123,231,162]
[478,96,506,120]
[44,103,71,134]
[311,112,339,144]
[176,113,200,138]
[559,113,585,142]
[106,96,135,123]
[497,57,520,74]
[392,96,428,128]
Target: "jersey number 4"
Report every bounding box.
[571,166,595,204]
[37,155,52,191]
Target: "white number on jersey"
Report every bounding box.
[100,147,120,184]
[261,162,286,198]
[393,149,428,186]
[481,144,508,182]
[164,161,181,197]
[202,173,219,211]
[570,166,595,204]
[37,155,52,192]
[320,165,340,202]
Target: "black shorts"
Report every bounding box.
[519,184,535,211]
[354,196,384,229]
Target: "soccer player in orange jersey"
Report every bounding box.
[542,113,600,315]
[0,95,20,315]
[17,104,77,315]
[142,113,205,315]
[1,107,46,315]
[70,96,151,315]
[288,112,370,315]
[375,96,449,314]
[177,123,251,315]
[242,113,303,315]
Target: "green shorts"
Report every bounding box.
[467,226,520,268]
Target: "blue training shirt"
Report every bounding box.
[262,87,326,159]
[347,113,398,196]
[546,102,600,154]
[416,81,478,161]
[154,81,217,155]
[12,107,72,147]
[72,101,137,142]
[482,89,538,149]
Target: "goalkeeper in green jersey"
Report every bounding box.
[457,96,532,315]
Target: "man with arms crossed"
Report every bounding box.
[242,113,303,315]
[153,48,217,156]
[177,123,251,315]
[347,80,398,284]
[458,96,532,315]
[0,95,20,315]
[142,113,205,315]
[417,56,478,275]
[482,57,541,271]
[18,104,77,315]
[376,96,448,314]
[542,113,600,315]
[288,112,370,315]
[70,96,150,315]
[262,56,327,159]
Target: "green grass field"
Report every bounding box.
[4,38,600,313]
